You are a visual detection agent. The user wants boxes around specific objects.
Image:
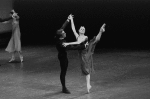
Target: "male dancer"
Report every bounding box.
[55,15,87,94]
[55,15,74,94]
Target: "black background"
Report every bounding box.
[11,0,150,49]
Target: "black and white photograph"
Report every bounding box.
[0,0,150,99]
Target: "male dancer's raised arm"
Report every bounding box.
[56,17,70,40]
[60,17,70,30]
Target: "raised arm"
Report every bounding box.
[94,23,106,43]
[69,15,79,39]
[60,18,70,30]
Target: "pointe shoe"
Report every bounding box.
[20,56,23,63]
[87,85,92,93]
[9,58,15,63]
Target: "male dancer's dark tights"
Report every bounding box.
[59,58,68,90]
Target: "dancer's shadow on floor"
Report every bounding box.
[7,62,24,69]
[24,91,64,99]
[8,60,22,63]
[0,60,23,68]
[42,91,64,98]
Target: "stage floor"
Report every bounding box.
[0,46,149,99]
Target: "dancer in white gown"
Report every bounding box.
[2,10,23,62]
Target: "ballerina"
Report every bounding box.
[63,15,106,93]
[2,10,23,63]
[63,14,88,47]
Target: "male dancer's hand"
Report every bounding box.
[68,14,74,20]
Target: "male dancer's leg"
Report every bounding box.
[59,58,71,94]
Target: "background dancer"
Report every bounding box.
[1,10,23,63]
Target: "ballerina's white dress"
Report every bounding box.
[5,19,21,53]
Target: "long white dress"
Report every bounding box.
[5,19,21,53]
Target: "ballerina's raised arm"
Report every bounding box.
[63,14,88,47]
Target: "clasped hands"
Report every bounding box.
[62,14,74,47]
[67,14,74,21]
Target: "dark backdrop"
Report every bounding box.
[4,0,150,49]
